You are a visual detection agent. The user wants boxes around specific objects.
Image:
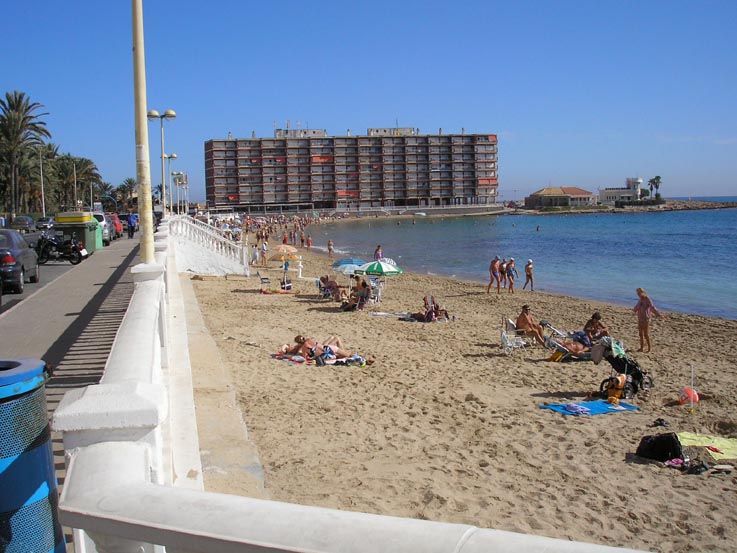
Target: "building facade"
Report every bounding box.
[599,177,643,205]
[524,187,597,208]
[204,128,498,210]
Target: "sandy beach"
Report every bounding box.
[191,246,737,552]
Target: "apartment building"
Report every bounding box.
[204,128,498,210]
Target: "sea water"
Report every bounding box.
[316,204,737,320]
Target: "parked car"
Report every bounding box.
[92,212,112,246]
[118,213,129,231]
[107,213,123,239]
[10,215,36,234]
[36,216,55,230]
[0,229,40,293]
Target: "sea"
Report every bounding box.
[313,197,737,320]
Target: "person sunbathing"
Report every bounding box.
[549,338,590,356]
[280,335,363,361]
[516,304,545,345]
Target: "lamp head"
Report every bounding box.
[163,109,177,120]
[147,109,160,120]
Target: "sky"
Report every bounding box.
[2,0,736,202]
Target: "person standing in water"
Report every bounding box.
[633,287,665,352]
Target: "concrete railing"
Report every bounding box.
[169,215,246,269]
[52,222,645,553]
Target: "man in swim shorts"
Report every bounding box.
[516,304,545,345]
[487,256,501,294]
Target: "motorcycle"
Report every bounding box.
[36,231,87,265]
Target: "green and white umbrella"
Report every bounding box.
[354,260,403,276]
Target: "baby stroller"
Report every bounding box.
[593,337,654,399]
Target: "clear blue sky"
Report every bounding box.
[2,0,735,202]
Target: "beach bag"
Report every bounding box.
[635,433,683,462]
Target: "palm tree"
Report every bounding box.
[647,178,654,199]
[73,156,102,207]
[651,175,662,198]
[117,177,138,207]
[0,91,51,214]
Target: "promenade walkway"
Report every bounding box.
[0,236,140,548]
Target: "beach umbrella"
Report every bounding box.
[269,253,299,262]
[354,260,403,276]
[354,260,403,303]
[333,263,363,292]
[334,263,362,275]
[331,257,365,268]
[273,244,298,255]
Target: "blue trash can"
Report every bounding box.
[0,358,65,553]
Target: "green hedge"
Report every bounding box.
[615,198,666,208]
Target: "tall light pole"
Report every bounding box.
[132,0,156,263]
[165,153,177,213]
[39,150,46,217]
[172,171,184,214]
[147,108,176,218]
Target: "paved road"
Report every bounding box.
[0,232,128,314]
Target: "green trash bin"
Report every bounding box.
[53,221,99,255]
[95,222,103,250]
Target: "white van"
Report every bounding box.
[92,212,112,246]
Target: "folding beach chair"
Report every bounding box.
[257,271,270,288]
[316,278,332,300]
[368,277,384,304]
[500,318,528,355]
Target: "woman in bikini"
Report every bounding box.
[506,258,518,294]
[280,335,350,358]
[280,335,373,364]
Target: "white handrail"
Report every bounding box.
[169,215,247,272]
[61,442,643,553]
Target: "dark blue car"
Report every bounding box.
[0,229,40,294]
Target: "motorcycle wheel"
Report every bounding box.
[69,250,83,265]
[38,246,50,264]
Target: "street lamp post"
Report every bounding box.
[39,150,46,217]
[172,171,185,214]
[165,153,177,213]
[147,108,176,218]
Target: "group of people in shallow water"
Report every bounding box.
[513,287,665,353]
[487,256,534,294]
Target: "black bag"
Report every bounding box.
[635,433,683,462]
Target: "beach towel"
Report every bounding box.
[539,399,639,416]
[677,432,737,461]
